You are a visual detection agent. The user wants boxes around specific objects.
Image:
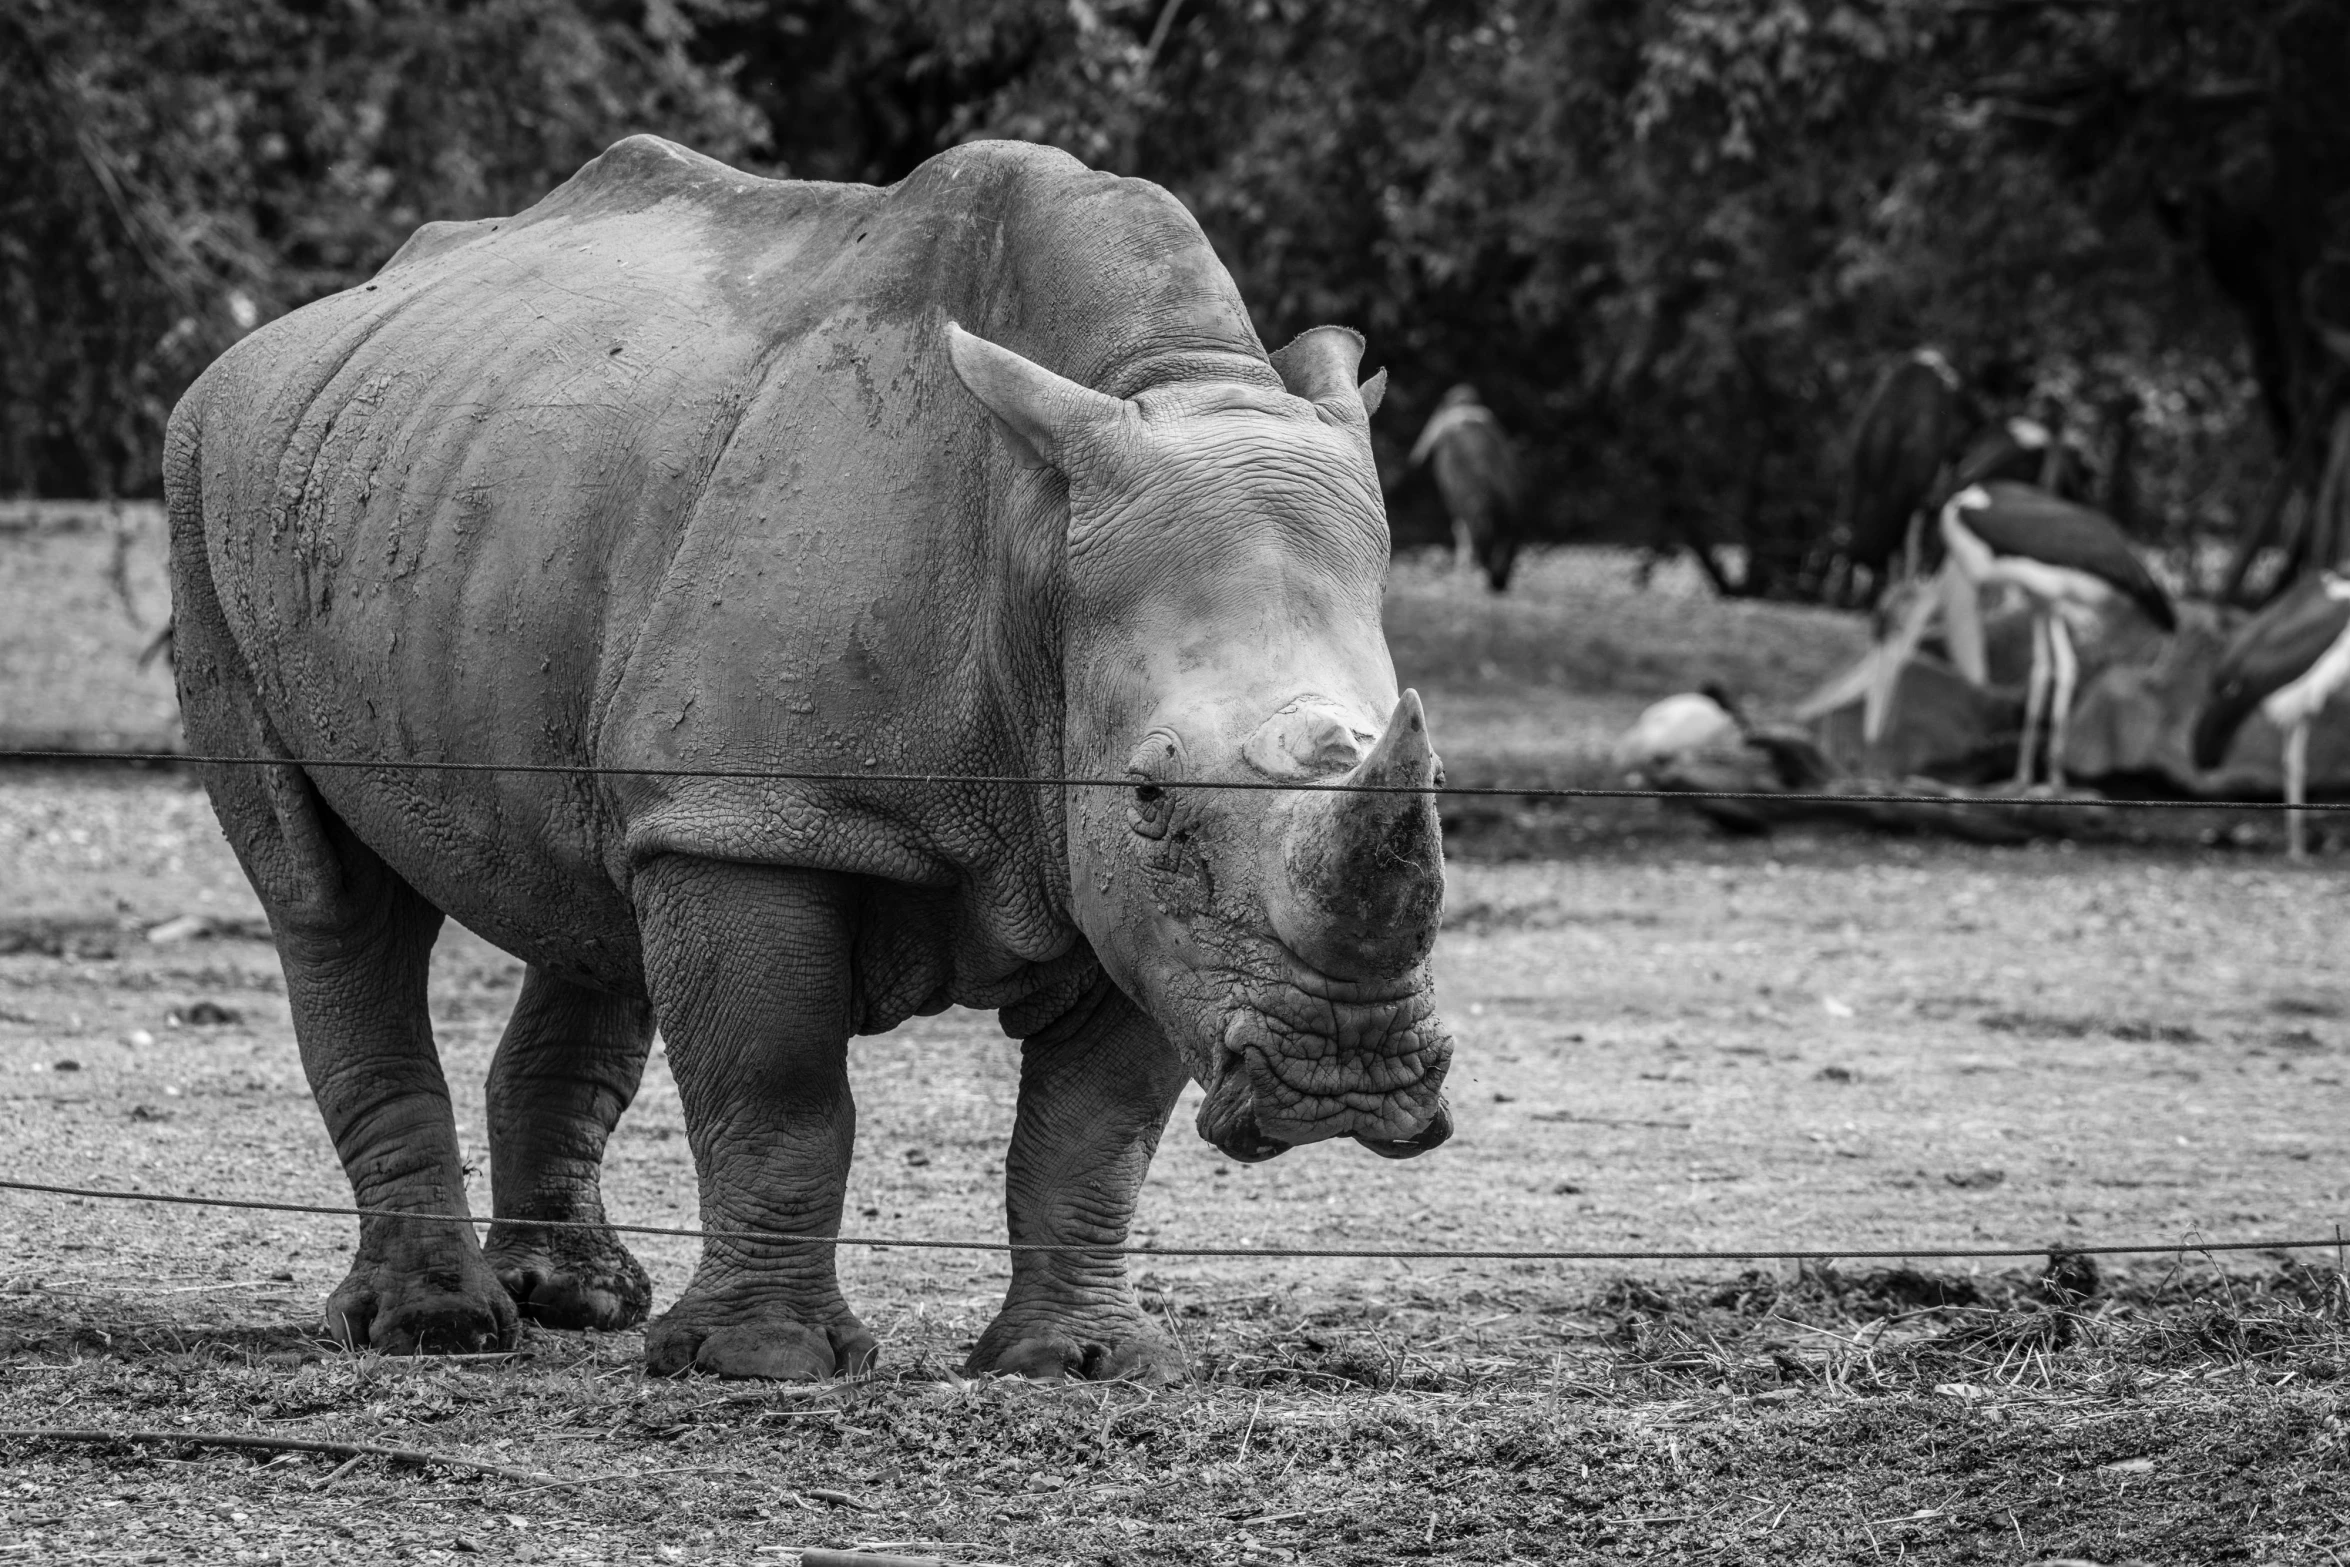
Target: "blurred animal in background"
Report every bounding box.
[2195,570,2350,858]
[1864,481,2175,789]
[1830,349,1966,605]
[1614,684,1835,832]
[1949,411,2085,500]
[1612,688,1739,774]
[1408,384,1524,592]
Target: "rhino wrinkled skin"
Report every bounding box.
[164,135,1454,1381]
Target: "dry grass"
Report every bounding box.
[8,767,2350,1559]
[3,1260,2346,1564]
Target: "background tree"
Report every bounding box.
[710,0,2337,597]
[7,0,2344,611]
[0,0,758,497]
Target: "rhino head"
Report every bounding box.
[948,321,1454,1163]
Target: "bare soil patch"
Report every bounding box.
[4,527,2342,1560]
[0,504,177,752]
[2,770,2346,1562]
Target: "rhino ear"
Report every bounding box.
[1271,326,1381,422]
[946,322,1128,471]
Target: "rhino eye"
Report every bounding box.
[1128,781,1172,840]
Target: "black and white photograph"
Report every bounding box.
[2,1,2347,1561]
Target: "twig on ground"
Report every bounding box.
[1154,1291,1190,1367]
[795,1550,954,1567]
[311,1455,365,1491]
[1529,1113,1693,1130]
[0,1427,555,1485]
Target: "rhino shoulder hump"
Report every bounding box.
[558,133,770,215]
[380,135,781,279]
[379,217,504,276]
[912,138,1090,186]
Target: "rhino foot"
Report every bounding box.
[966,1309,1184,1384]
[644,1299,877,1381]
[484,1223,652,1332]
[326,1253,518,1356]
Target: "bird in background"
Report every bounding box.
[1408,384,1525,592]
[1858,481,2174,789]
[1948,411,2078,497]
[2194,570,2350,859]
[1833,347,1965,605]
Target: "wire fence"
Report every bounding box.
[1,745,2343,1319]
[2,1178,2341,1268]
[4,747,2347,814]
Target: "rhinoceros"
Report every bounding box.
[163,134,1453,1381]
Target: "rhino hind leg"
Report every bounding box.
[633,858,876,1380]
[968,978,1189,1384]
[264,815,515,1353]
[482,968,655,1331]
[166,498,513,1355]
[282,863,517,1357]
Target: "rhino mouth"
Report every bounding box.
[1194,967,1453,1161]
[1352,1099,1456,1159]
[1197,1063,1294,1163]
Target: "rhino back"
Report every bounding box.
[176,134,1270,1006]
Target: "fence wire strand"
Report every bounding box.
[1,752,2340,1275]
[0,1177,2337,1265]
[3,748,2345,814]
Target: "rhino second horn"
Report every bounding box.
[1265,690,1446,980]
[1269,325,1385,421]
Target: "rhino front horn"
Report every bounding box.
[1265,690,1446,980]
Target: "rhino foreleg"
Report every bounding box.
[969,978,1189,1383]
[482,969,655,1331]
[635,858,876,1380]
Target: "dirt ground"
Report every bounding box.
[2,766,2347,1563]
[0,506,178,752]
[3,528,2346,1562]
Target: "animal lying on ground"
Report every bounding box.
[2195,569,2350,859]
[164,135,1456,1382]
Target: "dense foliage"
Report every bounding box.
[7,0,2345,600]
[0,0,759,497]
